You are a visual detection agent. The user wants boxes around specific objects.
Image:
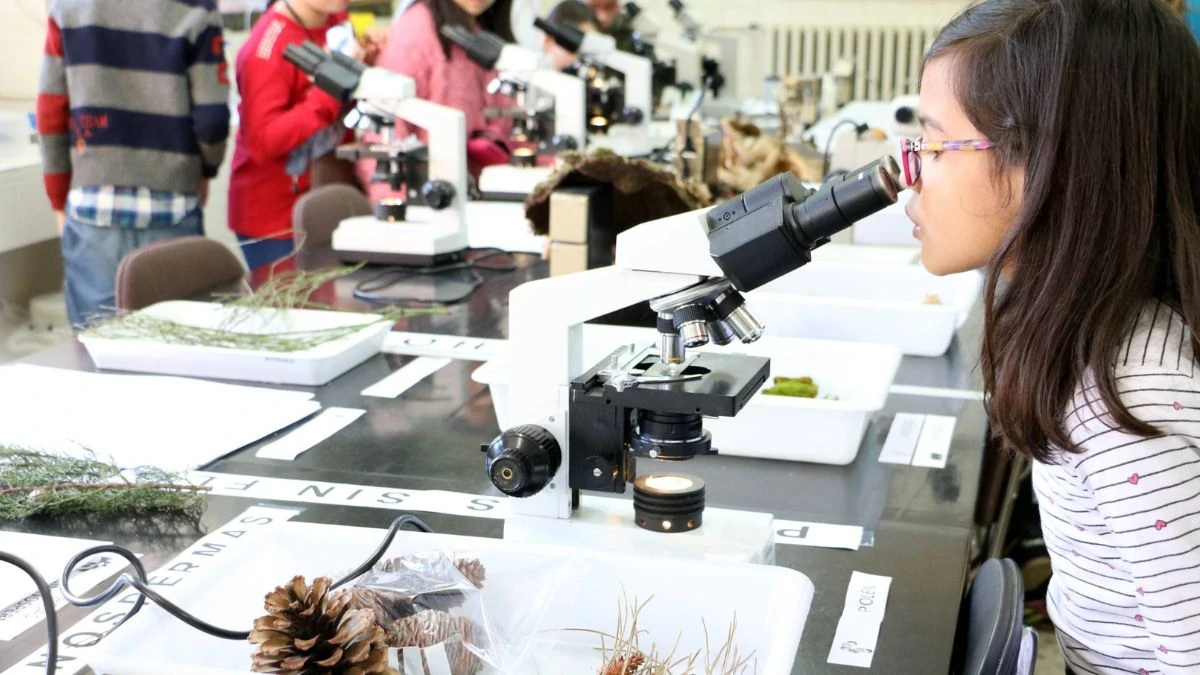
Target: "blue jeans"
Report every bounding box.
[61,212,204,329]
[237,235,295,271]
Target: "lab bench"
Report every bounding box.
[0,251,991,674]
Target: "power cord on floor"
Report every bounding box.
[352,247,518,305]
[3,514,434,675]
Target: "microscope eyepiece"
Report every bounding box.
[283,40,363,104]
[790,155,901,244]
[441,25,505,70]
[707,156,903,292]
[535,17,585,53]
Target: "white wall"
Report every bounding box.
[539,0,968,30]
[1,0,49,100]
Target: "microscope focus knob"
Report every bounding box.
[421,180,456,210]
[481,425,561,498]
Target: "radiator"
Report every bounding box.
[768,24,943,101]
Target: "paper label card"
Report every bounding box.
[828,571,893,668]
[255,407,365,460]
[911,414,956,469]
[878,413,925,465]
[774,520,864,550]
[362,357,452,398]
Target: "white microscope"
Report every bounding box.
[481,157,905,564]
[284,42,470,267]
[439,26,588,200]
[535,16,658,157]
[623,0,725,110]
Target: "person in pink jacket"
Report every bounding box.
[356,0,515,202]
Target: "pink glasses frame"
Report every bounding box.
[899,138,996,187]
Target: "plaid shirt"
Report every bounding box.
[66,186,199,228]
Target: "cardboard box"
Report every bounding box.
[549,242,589,277]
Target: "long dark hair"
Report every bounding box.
[426,0,515,59]
[924,0,1200,462]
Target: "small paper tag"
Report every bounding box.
[911,414,956,469]
[255,407,366,460]
[774,520,864,550]
[382,332,507,362]
[362,357,452,398]
[827,571,893,668]
[878,413,925,465]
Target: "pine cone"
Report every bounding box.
[600,652,646,675]
[386,610,481,675]
[452,558,486,589]
[342,585,418,624]
[249,575,393,675]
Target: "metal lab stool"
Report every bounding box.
[292,184,372,249]
[115,236,246,311]
[955,557,1038,675]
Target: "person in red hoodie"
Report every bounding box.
[354,0,515,204]
[228,0,383,270]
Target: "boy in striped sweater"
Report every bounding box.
[37,0,231,328]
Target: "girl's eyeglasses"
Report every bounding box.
[899,138,995,187]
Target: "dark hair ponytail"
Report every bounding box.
[927,0,1200,461]
[426,0,516,59]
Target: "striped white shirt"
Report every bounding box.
[1034,301,1200,675]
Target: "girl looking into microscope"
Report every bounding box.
[356,0,517,199]
[902,1,1200,672]
[228,0,385,270]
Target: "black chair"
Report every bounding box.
[955,557,1038,675]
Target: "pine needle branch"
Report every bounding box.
[81,264,445,353]
[0,447,208,521]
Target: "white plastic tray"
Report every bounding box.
[472,325,900,465]
[851,191,921,247]
[747,260,982,357]
[78,300,391,386]
[810,242,920,266]
[87,521,812,675]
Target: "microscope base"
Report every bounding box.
[478,165,555,202]
[503,496,776,565]
[334,248,467,268]
[332,215,469,268]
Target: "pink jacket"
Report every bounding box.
[356,1,512,201]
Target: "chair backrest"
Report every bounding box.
[292,184,372,249]
[115,236,246,311]
[958,557,1029,675]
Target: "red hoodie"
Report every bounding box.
[228,8,352,240]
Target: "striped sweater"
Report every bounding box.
[1034,301,1200,674]
[36,0,231,211]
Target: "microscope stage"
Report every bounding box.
[574,349,771,418]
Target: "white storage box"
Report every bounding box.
[79,300,391,386]
[472,325,901,465]
[851,191,920,247]
[87,521,813,675]
[810,242,920,266]
[747,261,983,357]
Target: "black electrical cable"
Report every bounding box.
[0,552,59,675]
[351,247,517,305]
[27,514,438,653]
[821,118,870,181]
